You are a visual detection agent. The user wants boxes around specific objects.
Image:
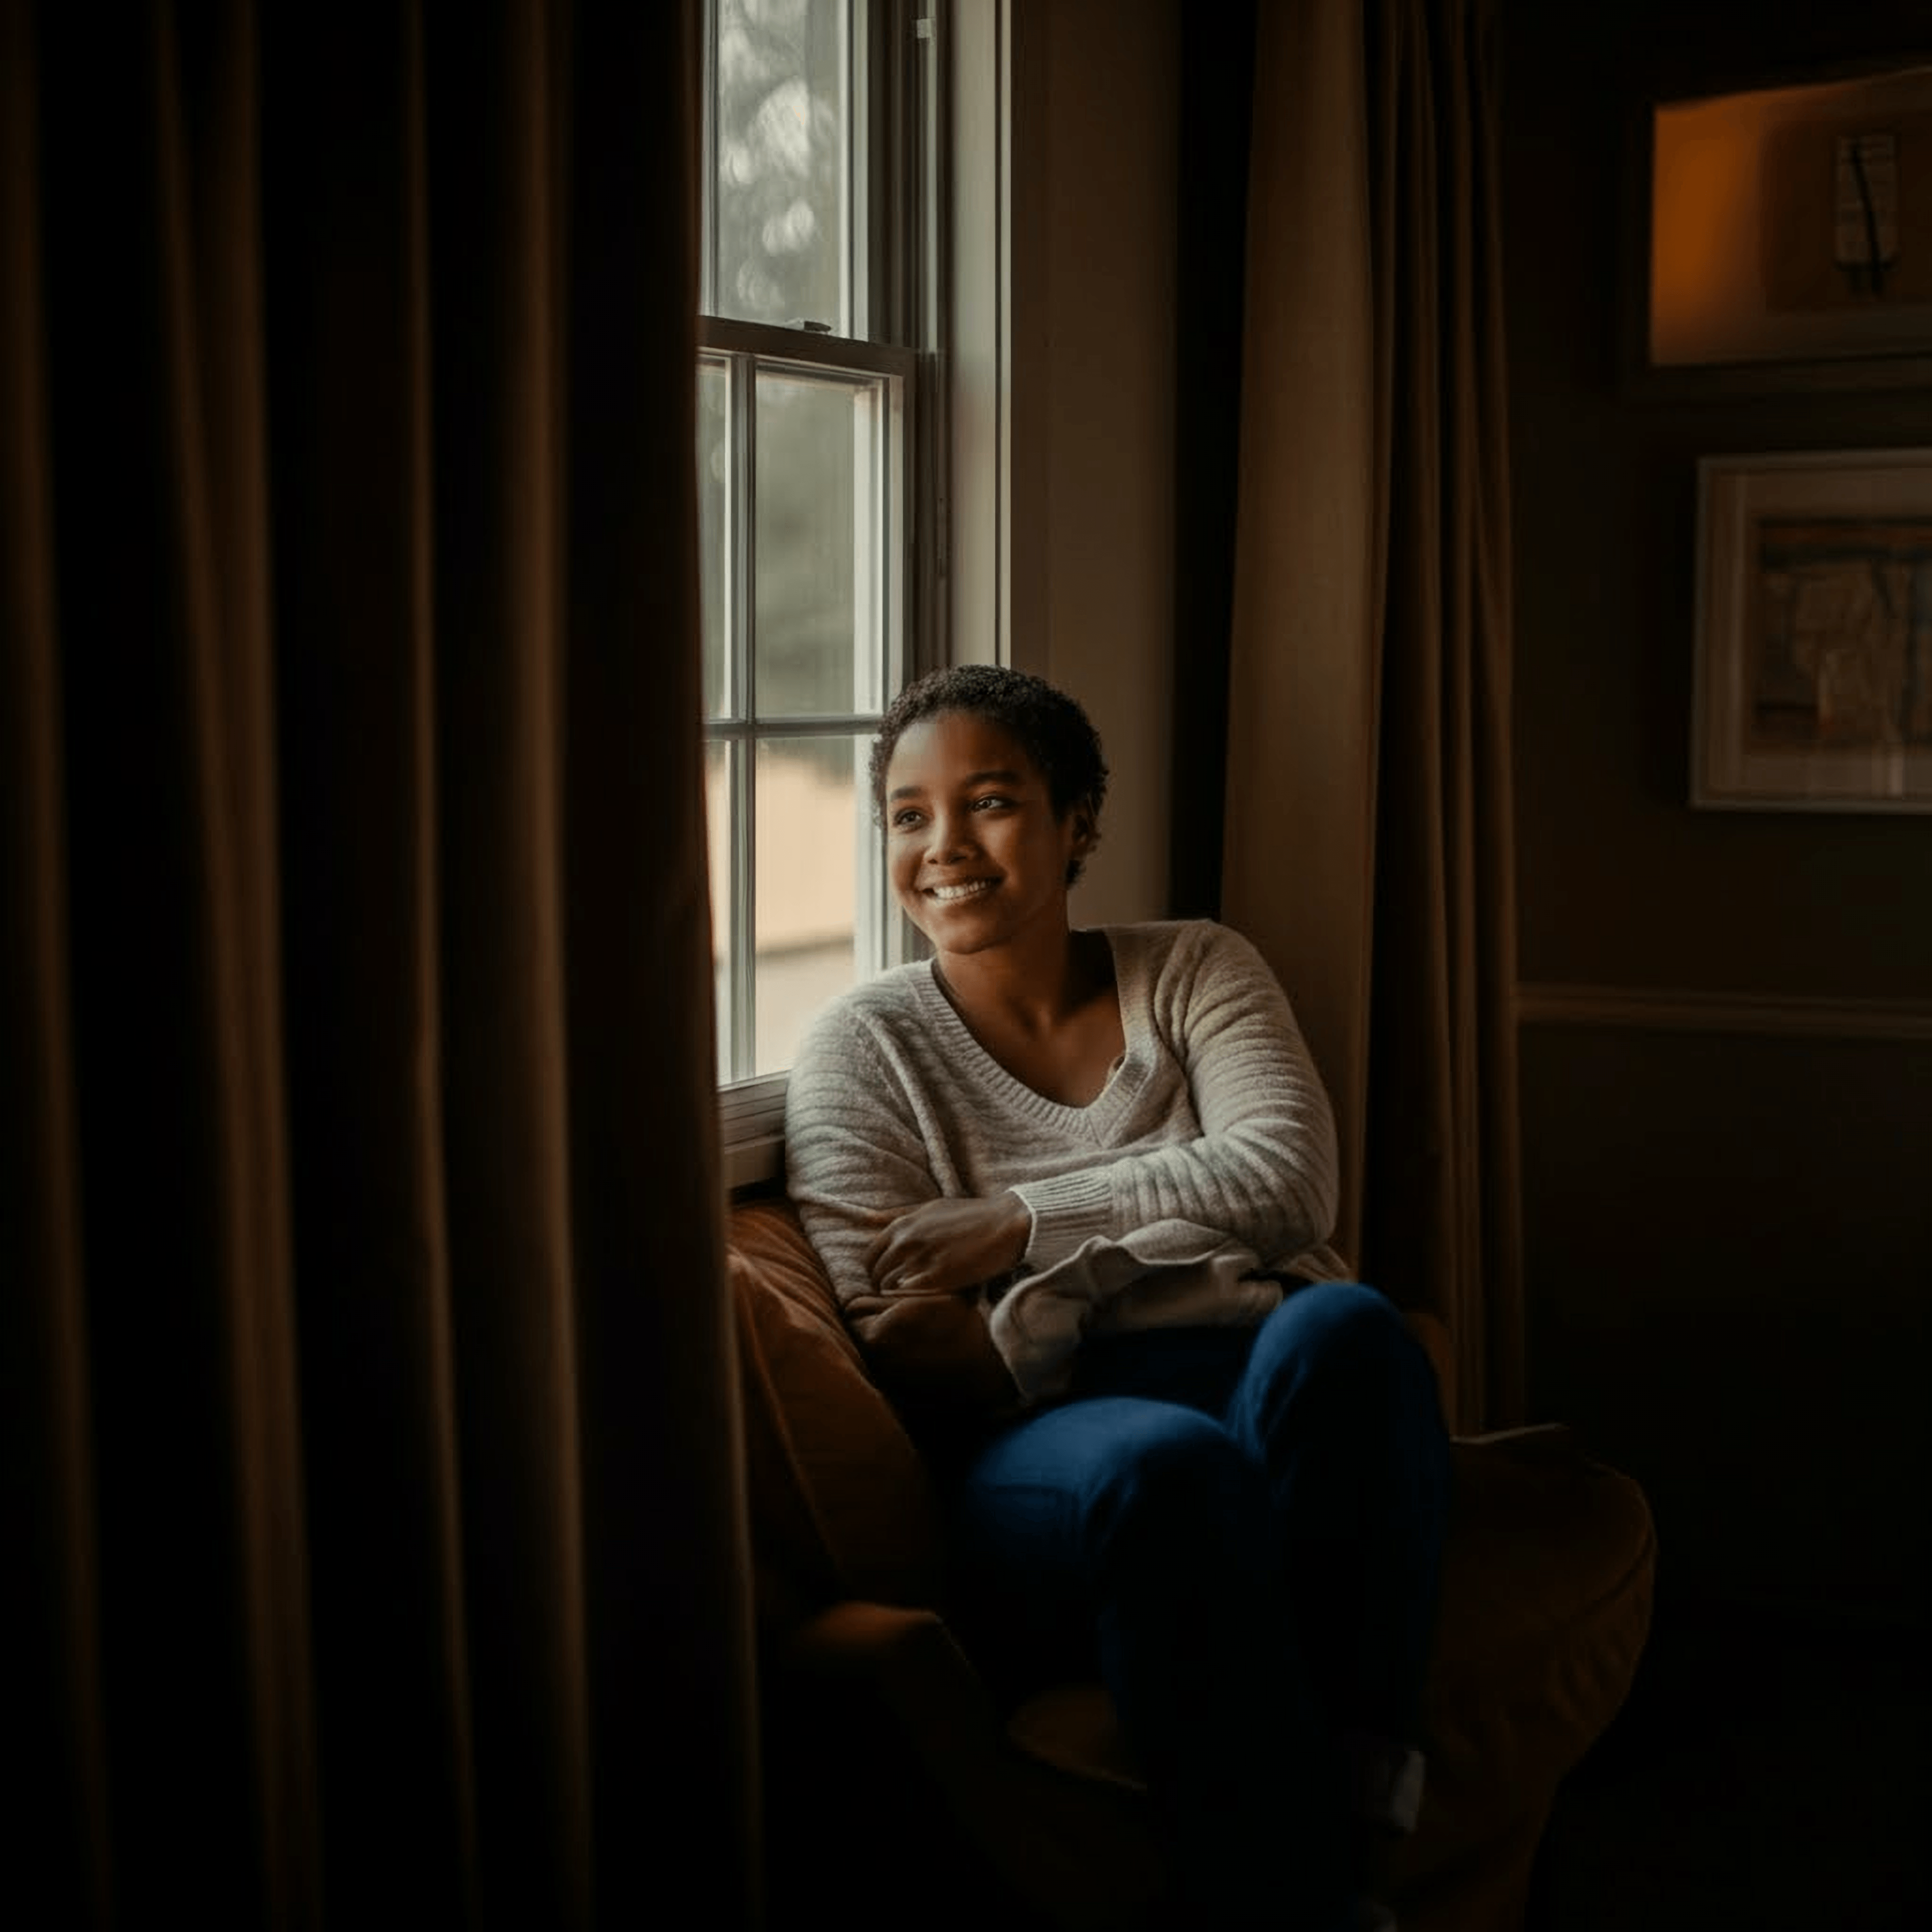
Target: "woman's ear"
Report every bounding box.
[1061,796,1102,888]
[1070,800,1101,858]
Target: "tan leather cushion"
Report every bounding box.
[729,1198,948,1626]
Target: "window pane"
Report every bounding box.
[754,734,866,1074]
[755,366,884,716]
[698,357,733,721]
[712,0,849,331]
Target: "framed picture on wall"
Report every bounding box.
[1648,65,1932,370]
[1692,448,1932,812]
[1629,63,1932,397]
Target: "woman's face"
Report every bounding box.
[881,709,1093,960]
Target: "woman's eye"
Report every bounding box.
[971,794,1012,812]
[891,809,924,831]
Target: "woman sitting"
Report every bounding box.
[785,664,1449,1932]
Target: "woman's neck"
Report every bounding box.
[932,925,1094,1032]
[930,929,1123,1107]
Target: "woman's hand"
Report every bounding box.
[864,1192,1031,1299]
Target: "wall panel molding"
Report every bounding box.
[1516,982,1932,1042]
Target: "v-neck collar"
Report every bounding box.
[909,926,1147,1134]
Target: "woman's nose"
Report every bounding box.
[924,808,972,859]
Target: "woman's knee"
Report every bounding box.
[1239,1282,1442,1442]
[1255,1279,1408,1377]
[957,1398,1253,1553]
[1085,1399,1238,1498]
[1070,1403,1267,1566]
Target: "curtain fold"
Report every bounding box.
[1221,0,1379,1257]
[1,2,758,1925]
[1,2,112,1918]
[1223,0,1522,1429]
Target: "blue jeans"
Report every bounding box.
[945,1282,1450,1930]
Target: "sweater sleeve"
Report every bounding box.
[783,1001,934,1307]
[1009,922,1341,1274]
[783,992,1023,1435]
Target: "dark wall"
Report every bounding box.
[1500,0,1932,1626]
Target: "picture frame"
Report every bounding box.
[1648,65,1932,373]
[1625,61,1932,399]
[1692,448,1932,813]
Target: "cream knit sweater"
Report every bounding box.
[784,918,1349,1403]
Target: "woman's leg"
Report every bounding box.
[1221,1282,1452,1774]
[948,1388,1351,1929]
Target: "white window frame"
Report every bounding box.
[703,0,970,1190]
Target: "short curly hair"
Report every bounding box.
[869,664,1110,883]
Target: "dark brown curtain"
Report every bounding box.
[1,2,758,1925]
[1220,0,1522,1429]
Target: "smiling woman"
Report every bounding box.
[783,664,1450,1932]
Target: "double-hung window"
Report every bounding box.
[698,0,940,1182]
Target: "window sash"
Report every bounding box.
[700,0,933,349]
[700,325,915,1086]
